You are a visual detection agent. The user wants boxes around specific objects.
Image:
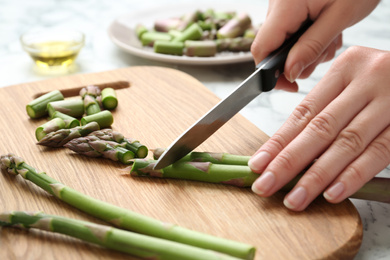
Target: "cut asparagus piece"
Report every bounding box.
[51,111,80,128]
[176,10,201,31]
[64,136,134,164]
[154,17,182,32]
[135,24,148,39]
[79,85,101,99]
[26,90,64,119]
[89,129,148,158]
[152,148,250,165]
[154,40,184,56]
[0,211,241,260]
[84,95,101,115]
[184,40,217,57]
[47,99,85,118]
[35,118,66,141]
[141,32,172,46]
[81,110,113,129]
[0,154,256,259]
[173,23,203,42]
[217,13,252,39]
[37,122,100,148]
[101,87,118,110]
[131,159,257,187]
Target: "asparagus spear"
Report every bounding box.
[51,111,80,128]
[135,24,148,39]
[184,40,217,57]
[26,90,64,119]
[37,122,100,147]
[84,95,101,115]
[152,148,250,165]
[0,211,241,260]
[173,23,203,42]
[47,99,85,118]
[0,154,256,259]
[217,13,252,39]
[35,118,66,141]
[154,17,182,32]
[101,87,118,110]
[131,158,390,203]
[89,129,148,158]
[79,85,101,99]
[64,136,134,164]
[81,110,114,128]
[141,32,172,46]
[154,40,184,56]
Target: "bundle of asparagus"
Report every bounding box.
[130,149,390,203]
[0,154,255,260]
[136,9,259,57]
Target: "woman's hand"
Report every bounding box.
[251,0,379,91]
[249,47,390,211]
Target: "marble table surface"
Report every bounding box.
[0,0,389,259]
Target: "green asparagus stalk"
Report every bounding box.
[35,118,66,141]
[47,99,85,118]
[26,90,64,119]
[89,129,148,158]
[81,110,113,129]
[0,154,256,259]
[79,85,101,99]
[184,40,217,57]
[64,136,134,164]
[176,10,201,31]
[152,148,250,165]
[51,111,80,128]
[37,122,100,147]
[84,95,101,115]
[173,23,203,42]
[101,87,118,110]
[141,32,172,46]
[131,159,257,187]
[154,17,182,32]
[217,13,252,39]
[227,37,253,52]
[0,211,241,260]
[131,158,390,203]
[135,24,148,39]
[154,40,184,56]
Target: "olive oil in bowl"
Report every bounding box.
[21,29,84,74]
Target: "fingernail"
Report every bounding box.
[248,151,271,172]
[288,63,304,83]
[324,182,345,201]
[251,171,275,195]
[283,187,307,210]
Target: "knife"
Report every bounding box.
[154,21,312,170]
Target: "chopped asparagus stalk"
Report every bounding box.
[135,24,148,39]
[154,17,182,32]
[176,10,201,31]
[84,95,101,115]
[37,122,100,148]
[0,154,256,259]
[152,148,250,165]
[26,90,64,119]
[81,110,113,129]
[168,29,183,38]
[141,32,172,46]
[89,129,148,158]
[0,211,242,260]
[227,37,253,52]
[173,23,203,42]
[154,40,184,56]
[101,87,118,110]
[79,85,101,99]
[217,13,252,39]
[35,118,66,141]
[131,159,258,187]
[184,40,217,57]
[47,99,85,118]
[64,136,134,164]
[51,111,80,128]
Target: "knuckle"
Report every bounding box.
[274,152,296,173]
[304,166,329,187]
[307,112,338,141]
[267,133,288,152]
[300,38,326,61]
[344,164,368,185]
[336,129,365,153]
[370,136,390,162]
[291,100,317,126]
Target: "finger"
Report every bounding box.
[284,97,390,210]
[249,66,348,174]
[274,75,299,92]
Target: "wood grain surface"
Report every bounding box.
[0,67,362,259]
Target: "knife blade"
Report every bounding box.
[154,21,312,170]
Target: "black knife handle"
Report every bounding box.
[256,20,313,92]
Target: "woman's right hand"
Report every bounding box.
[251,0,380,92]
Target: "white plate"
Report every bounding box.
[107,2,267,65]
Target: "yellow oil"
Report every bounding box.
[27,41,82,69]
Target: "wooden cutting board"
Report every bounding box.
[0,67,362,259]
